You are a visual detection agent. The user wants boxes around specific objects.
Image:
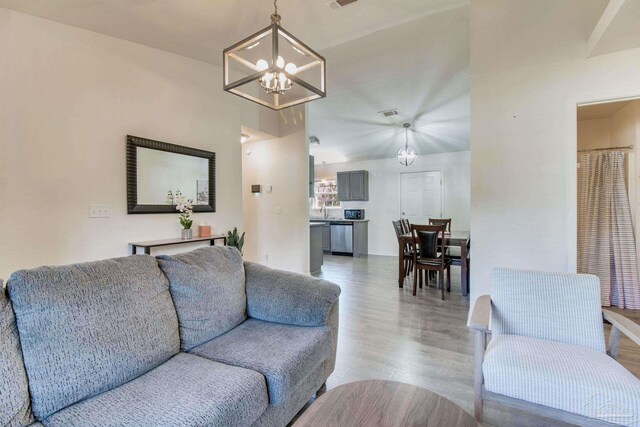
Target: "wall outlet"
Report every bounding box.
[89,205,111,218]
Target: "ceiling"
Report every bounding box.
[0,0,467,65]
[309,5,470,164]
[577,100,634,121]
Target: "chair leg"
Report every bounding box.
[412,265,418,296]
[446,266,451,292]
[419,270,423,289]
[439,268,445,300]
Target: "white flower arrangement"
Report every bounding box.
[175,192,193,230]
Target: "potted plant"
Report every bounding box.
[226,227,245,254]
[176,195,194,240]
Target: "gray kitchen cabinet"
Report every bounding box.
[337,170,369,201]
[337,171,350,200]
[322,224,331,252]
[309,155,315,198]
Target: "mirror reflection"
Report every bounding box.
[137,148,209,205]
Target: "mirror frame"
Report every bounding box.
[126,135,216,214]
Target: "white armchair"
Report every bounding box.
[469,268,640,426]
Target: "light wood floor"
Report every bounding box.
[309,254,640,427]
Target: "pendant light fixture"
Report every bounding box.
[223,0,326,111]
[398,123,417,166]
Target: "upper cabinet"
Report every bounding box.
[337,170,369,201]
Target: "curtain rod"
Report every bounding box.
[578,145,634,153]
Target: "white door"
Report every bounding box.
[400,171,442,225]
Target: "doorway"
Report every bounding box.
[576,99,640,309]
[400,171,442,225]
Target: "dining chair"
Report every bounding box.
[409,224,451,299]
[428,218,451,233]
[392,220,413,279]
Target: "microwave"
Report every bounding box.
[344,209,365,220]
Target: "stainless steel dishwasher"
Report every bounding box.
[330,222,353,255]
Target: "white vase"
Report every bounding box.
[181,229,192,240]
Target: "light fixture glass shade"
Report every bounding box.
[397,146,417,166]
[223,22,326,111]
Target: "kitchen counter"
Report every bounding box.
[310,219,368,257]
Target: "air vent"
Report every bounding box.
[378,108,399,117]
[309,136,320,145]
[326,0,358,10]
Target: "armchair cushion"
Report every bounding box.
[244,262,340,327]
[483,335,640,425]
[491,269,606,351]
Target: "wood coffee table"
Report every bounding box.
[293,380,480,427]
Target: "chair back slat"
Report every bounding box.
[429,218,451,233]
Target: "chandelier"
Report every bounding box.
[398,123,417,166]
[223,0,326,111]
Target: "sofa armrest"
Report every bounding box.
[469,295,491,332]
[244,262,341,327]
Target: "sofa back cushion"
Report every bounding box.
[6,255,180,419]
[0,285,34,427]
[491,268,606,352]
[157,246,247,351]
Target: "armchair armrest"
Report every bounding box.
[603,309,640,359]
[244,262,341,327]
[468,294,491,421]
[469,295,491,332]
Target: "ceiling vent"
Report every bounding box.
[309,136,320,145]
[378,108,399,118]
[326,0,358,10]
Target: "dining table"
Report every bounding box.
[398,230,470,296]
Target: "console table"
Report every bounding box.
[129,234,227,255]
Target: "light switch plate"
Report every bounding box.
[89,205,111,218]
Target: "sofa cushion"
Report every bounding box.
[189,318,332,406]
[483,335,640,425]
[0,288,34,427]
[43,352,268,427]
[157,246,247,350]
[6,255,180,419]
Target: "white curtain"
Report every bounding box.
[578,151,640,309]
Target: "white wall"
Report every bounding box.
[241,107,310,273]
[470,0,640,306]
[0,8,279,279]
[313,151,470,256]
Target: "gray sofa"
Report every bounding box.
[0,246,341,427]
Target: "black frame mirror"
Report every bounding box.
[126,135,216,214]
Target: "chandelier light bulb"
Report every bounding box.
[276,56,285,68]
[256,59,269,71]
[285,63,297,75]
